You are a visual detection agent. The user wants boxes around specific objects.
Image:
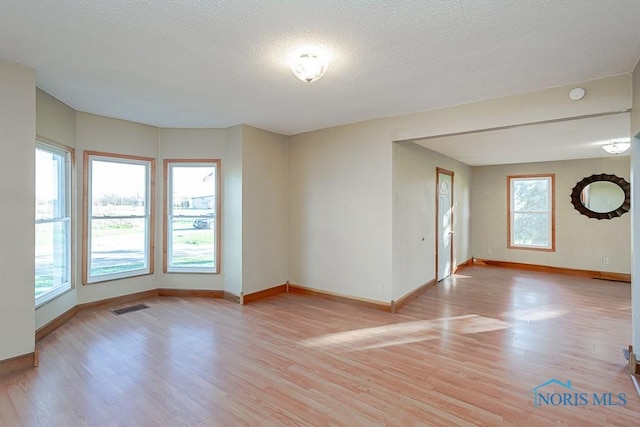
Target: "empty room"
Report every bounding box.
[2,1,640,426]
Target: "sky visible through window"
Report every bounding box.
[172,166,215,200]
[35,148,60,218]
[91,160,145,200]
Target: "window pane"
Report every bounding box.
[36,143,71,303]
[513,213,549,247]
[171,166,216,216]
[166,163,217,272]
[513,179,549,212]
[36,148,65,220]
[91,160,147,217]
[169,217,216,268]
[90,218,147,277]
[35,221,70,299]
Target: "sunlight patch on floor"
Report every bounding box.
[503,307,569,321]
[298,314,511,351]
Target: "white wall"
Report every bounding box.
[242,126,289,295]
[0,61,36,360]
[35,89,78,329]
[158,128,227,291]
[75,113,160,304]
[472,157,630,273]
[392,142,471,300]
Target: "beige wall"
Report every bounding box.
[393,142,471,300]
[242,126,289,295]
[289,122,394,302]
[37,89,76,145]
[35,89,78,330]
[158,128,227,291]
[32,108,289,333]
[289,75,629,303]
[631,61,640,349]
[0,61,36,360]
[223,125,243,296]
[74,113,160,304]
[472,157,630,273]
[391,74,631,142]
[4,61,635,363]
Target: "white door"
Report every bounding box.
[437,171,453,281]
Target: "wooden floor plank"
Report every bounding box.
[1,266,639,425]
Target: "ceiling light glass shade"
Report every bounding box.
[290,53,327,83]
[601,140,631,154]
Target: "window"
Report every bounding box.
[84,151,155,283]
[164,160,220,273]
[35,141,73,306]
[508,174,555,251]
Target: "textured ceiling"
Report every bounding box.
[1,1,640,136]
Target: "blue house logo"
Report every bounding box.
[531,379,578,407]
[531,378,626,408]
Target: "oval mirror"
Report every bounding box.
[570,174,630,220]
[580,181,625,213]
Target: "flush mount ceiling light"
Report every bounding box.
[290,53,328,83]
[602,140,631,154]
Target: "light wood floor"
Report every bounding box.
[1,266,639,426]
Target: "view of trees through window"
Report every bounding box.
[166,161,218,272]
[35,143,71,303]
[86,154,153,282]
[510,176,554,249]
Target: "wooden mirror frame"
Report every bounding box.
[570,173,630,220]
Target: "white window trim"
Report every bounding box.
[84,151,155,284]
[164,159,220,274]
[35,140,73,307]
[508,174,555,251]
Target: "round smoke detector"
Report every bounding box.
[569,87,586,101]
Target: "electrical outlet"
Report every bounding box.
[377,284,383,293]
[602,257,609,265]
[487,247,492,255]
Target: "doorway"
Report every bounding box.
[436,168,454,281]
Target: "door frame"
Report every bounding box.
[435,167,455,282]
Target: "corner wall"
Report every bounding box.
[0,61,36,360]
[631,61,640,350]
[158,128,227,291]
[242,126,289,295]
[74,112,160,305]
[223,125,243,297]
[289,75,629,304]
[288,123,394,302]
[33,115,290,331]
[392,142,471,300]
[35,89,78,329]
